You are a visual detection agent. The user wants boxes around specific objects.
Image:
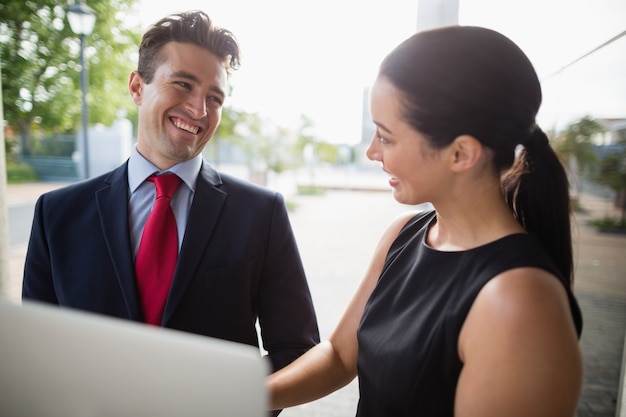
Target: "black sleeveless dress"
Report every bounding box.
[356,210,582,417]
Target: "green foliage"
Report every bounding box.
[595,149,626,191]
[216,106,246,140]
[594,145,626,224]
[232,111,298,176]
[212,108,346,184]
[293,114,316,166]
[0,0,141,153]
[29,134,75,157]
[570,197,584,213]
[588,216,626,233]
[296,185,326,195]
[316,142,340,164]
[284,199,298,211]
[81,1,141,126]
[5,159,39,183]
[554,115,602,179]
[4,133,17,157]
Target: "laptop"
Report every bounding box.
[0,299,269,417]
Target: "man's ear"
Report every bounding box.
[449,135,483,172]
[128,71,144,105]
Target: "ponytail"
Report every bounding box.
[501,126,574,284]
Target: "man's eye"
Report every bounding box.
[176,81,192,89]
[207,96,223,106]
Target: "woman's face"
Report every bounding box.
[366,76,447,206]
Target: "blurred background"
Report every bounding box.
[1,0,624,204]
[1,1,625,416]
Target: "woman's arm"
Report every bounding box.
[267,211,417,410]
[456,267,583,417]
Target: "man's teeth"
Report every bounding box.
[173,120,199,134]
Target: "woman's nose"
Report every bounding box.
[366,137,381,161]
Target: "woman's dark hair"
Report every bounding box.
[137,10,240,83]
[379,25,573,283]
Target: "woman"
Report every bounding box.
[269,25,583,416]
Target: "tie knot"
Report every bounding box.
[149,174,181,199]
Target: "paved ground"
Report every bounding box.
[2,168,625,417]
[571,194,626,417]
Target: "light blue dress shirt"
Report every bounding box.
[127,146,202,257]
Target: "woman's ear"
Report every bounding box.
[449,135,483,172]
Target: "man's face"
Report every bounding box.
[129,42,229,169]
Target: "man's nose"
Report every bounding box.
[186,94,207,119]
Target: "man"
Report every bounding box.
[22,10,319,374]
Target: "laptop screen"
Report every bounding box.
[0,299,268,417]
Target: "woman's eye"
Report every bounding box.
[378,135,389,144]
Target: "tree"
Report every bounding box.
[554,116,603,198]
[235,112,295,185]
[203,106,247,165]
[595,143,626,224]
[0,0,141,154]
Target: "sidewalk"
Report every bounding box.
[4,181,70,208]
[570,193,626,417]
[2,177,625,417]
[3,182,68,303]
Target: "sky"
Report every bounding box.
[131,0,626,144]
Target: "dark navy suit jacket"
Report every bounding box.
[23,161,320,372]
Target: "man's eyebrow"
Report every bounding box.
[208,85,226,99]
[171,70,200,83]
[171,70,226,99]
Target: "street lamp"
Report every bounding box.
[66,1,96,179]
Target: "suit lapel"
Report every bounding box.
[95,164,143,320]
[162,164,227,325]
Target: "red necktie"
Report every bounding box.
[135,173,182,325]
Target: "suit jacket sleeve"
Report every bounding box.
[257,191,320,372]
[22,194,58,304]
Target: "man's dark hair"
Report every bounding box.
[137,10,240,83]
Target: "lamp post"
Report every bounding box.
[66,1,96,179]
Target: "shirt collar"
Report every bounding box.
[128,146,202,193]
